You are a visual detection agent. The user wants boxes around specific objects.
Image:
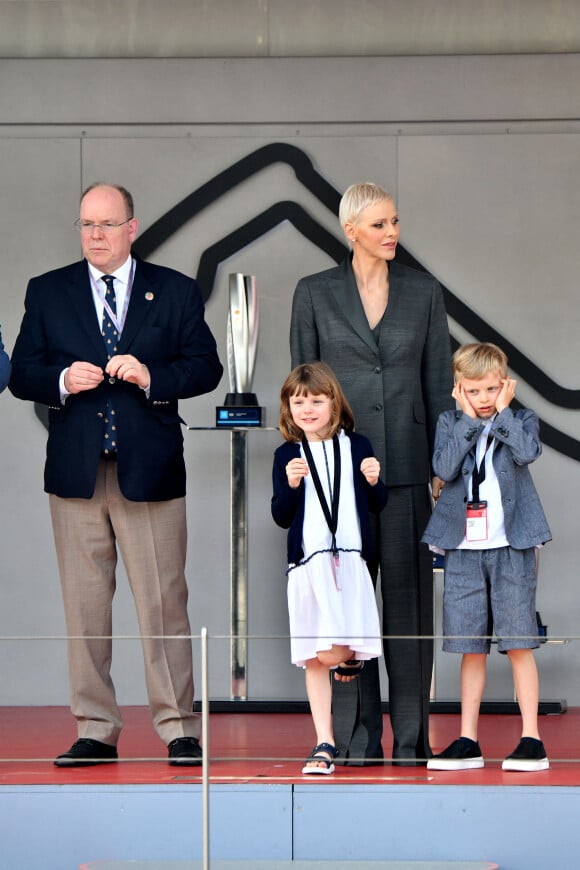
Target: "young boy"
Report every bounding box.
[422,342,552,771]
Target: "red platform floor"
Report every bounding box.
[0,705,579,788]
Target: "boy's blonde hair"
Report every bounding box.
[453,342,508,382]
[279,362,355,442]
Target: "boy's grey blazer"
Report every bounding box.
[422,407,552,551]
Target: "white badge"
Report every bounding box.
[466,501,488,542]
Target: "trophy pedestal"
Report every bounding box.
[224,392,258,406]
[216,393,265,427]
[188,424,279,701]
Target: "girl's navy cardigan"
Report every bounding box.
[271,430,388,565]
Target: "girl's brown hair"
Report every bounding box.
[279,362,355,442]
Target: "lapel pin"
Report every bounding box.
[145,291,154,301]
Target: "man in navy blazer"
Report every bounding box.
[10,183,223,766]
[0,326,9,392]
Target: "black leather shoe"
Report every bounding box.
[168,736,202,766]
[54,738,118,767]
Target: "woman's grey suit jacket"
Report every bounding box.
[290,257,453,487]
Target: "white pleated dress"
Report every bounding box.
[287,431,382,667]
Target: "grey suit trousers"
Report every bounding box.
[333,485,433,765]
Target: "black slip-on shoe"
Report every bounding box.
[502,737,549,771]
[54,738,118,767]
[427,737,484,770]
[168,736,203,766]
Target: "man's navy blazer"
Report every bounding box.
[0,327,10,393]
[10,257,223,501]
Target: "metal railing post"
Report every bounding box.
[201,626,210,870]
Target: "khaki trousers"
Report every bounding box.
[49,459,200,746]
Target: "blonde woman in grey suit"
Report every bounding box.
[290,183,453,766]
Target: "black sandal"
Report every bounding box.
[334,659,365,678]
[302,742,339,775]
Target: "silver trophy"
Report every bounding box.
[225,272,259,405]
[217,272,262,426]
[217,274,262,696]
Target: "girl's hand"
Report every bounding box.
[286,457,309,489]
[496,377,516,413]
[452,381,477,419]
[360,456,380,486]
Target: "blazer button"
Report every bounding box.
[375,404,383,411]
[374,366,381,374]
[97,412,104,418]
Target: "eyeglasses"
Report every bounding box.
[74,218,133,234]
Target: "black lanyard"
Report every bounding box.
[301,433,341,556]
[471,433,493,503]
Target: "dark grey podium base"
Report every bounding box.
[430,699,567,715]
[194,699,567,715]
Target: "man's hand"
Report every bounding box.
[106,355,150,389]
[64,361,104,394]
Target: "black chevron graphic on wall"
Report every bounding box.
[132,142,579,461]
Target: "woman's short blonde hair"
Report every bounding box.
[453,342,509,382]
[339,182,394,240]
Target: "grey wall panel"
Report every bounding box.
[2,0,580,58]
[398,132,580,420]
[0,0,270,59]
[398,132,580,703]
[3,56,580,125]
[0,139,81,704]
[268,0,580,56]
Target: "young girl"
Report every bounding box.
[272,362,387,774]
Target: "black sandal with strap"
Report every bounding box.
[334,659,365,678]
[302,742,339,775]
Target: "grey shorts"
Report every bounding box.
[442,546,539,654]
